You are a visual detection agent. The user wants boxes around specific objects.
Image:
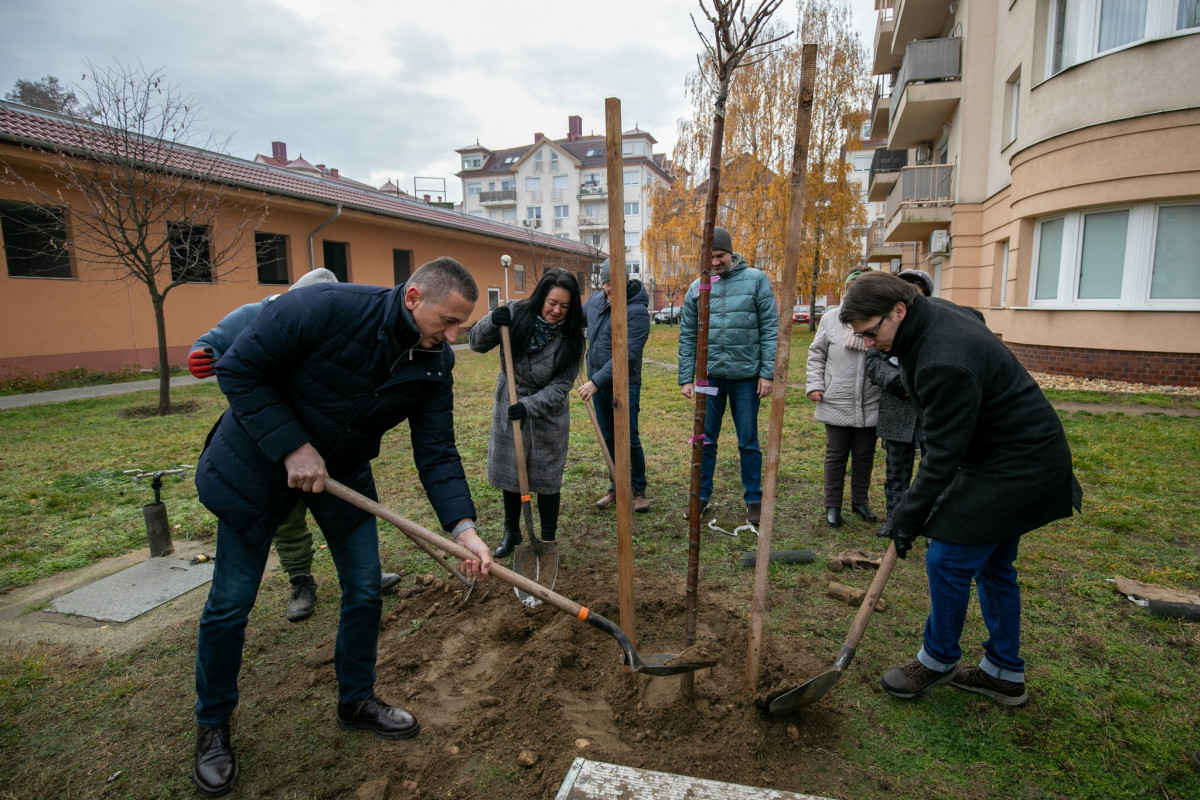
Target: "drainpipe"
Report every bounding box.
[308,203,343,272]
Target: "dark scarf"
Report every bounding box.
[529,316,564,353]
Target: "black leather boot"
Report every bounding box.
[493,527,521,558]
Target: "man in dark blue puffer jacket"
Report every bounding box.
[190,257,492,798]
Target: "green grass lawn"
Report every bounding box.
[1,326,1198,799]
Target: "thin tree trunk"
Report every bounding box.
[152,290,171,416]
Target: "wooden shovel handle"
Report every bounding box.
[843,541,899,651]
[498,326,532,498]
[577,376,618,484]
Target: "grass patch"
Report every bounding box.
[0,326,1197,798]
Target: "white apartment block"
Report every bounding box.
[455,115,673,289]
[865,0,1200,386]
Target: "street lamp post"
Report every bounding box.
[500,254,512,305]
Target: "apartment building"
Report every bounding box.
[455,115,673,289]
[867,0,1200,386]
[0,102,596,376]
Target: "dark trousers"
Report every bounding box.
[503,489,561,540]
[822,424,877,508]
[883,439,926,518]
[592,383,647,491]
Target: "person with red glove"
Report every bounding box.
[189,268,400,621]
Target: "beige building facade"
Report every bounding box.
[868,0,1200,386]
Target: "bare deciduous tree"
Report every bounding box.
[1,62,266,415]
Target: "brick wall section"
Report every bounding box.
[1006,343,1200,388]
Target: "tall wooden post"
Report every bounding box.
[604,97,636,669]
[744,43,818,693]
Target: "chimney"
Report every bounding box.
[271,141,288,162]
[534,132,544,143]
[330,168,339,178]
[568,115,582,142]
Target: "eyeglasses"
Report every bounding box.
[855,316,886,340]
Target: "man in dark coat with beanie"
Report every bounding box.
[190,257,493,797]
[579,258,652,511]
[841,271,1082,708]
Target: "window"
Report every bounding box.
[586,149,603,157]
[552,173,569,200]
[393,249,412,285]
[514,263,525,293]
[1047,0,1198,77]
[623,169,640,186]
[624,202,639,216]
[487,287,500,311]
[0,200,72,278]
[1030,201,1200,308]
[550,153,559,171]
[323,240,348,283]
[851,154,873,171]
[999,240,1010,307]
[467,182,481,197]
[488,181,496,191]
[501,179,515,191]
[168,222,212,283]
[527,207,542,220]
[525,177,540,191]
[461,155,481,170]
[534,150,544,172]
[502,208,517,222]
[554,205,570,218]
[503,155,519,164]
[1004,71,1021,146]
[622,140,644,156]
[628,261,641,276]
[624,230,640,249]
[254,233,288,285]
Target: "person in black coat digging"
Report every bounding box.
[841,271,1082,708]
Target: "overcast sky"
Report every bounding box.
[1,0,876,202]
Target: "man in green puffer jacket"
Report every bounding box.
[678,227,778,525]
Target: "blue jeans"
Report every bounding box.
[700,377,763,505]
[592,383,647,491]
[917,536,1025,682]
[195,512,382,726]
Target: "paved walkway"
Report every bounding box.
[0,375,206,410]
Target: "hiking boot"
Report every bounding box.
[633,489,650,513]
[380,572,401,593]
[595,489,616,509]
[746,503,761,525]
[880,659,958,700]
[950,665,1029,708]
[286,575,318,622]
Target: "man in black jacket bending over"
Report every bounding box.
[191,257,492,797]
[841,271,1081,708]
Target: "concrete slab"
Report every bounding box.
[555,758,841,800]
[48,556,214,622]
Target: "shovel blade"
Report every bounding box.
[768,669,844,714]
[634,652,716,677]
[511,540,559,607]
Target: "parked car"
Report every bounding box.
[654,305,682,324]
[792,304,824,325]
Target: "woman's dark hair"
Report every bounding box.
[841,271,918,323]
[510,268,585,378]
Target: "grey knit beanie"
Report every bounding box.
[711,226,733,254]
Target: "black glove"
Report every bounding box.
[887,376,909,399]
[507,402,527,421]
[890,524,917,559]
[491,306,512,327]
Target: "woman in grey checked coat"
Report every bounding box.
[469,269,585,558]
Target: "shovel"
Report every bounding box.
[323,478,712,677]
[768,541,899,714]
[499,325,558,606]
[577,377,617,486]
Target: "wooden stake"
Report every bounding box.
[744,43,818,694]
[604,97,636,674]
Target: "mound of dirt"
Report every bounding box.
[330,567,847,799]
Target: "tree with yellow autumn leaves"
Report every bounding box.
[644,0,870,325]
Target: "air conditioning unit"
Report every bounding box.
[929,230,950,255]
[915,144,933,164]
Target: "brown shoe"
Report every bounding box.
[595,490,616,509]
[950,665,1029,708]
[880,660,957,699]
[633,489,650,513]
[746,503,761,525]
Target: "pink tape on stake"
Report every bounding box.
[695,380,709,386]
[699,283,712,290]
[688,434,705,445]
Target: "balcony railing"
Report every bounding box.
[884,164,955,224]
[479,190,517,205]
[578,183,607,198]
[893,37,962,107]
[869,148,907,187]
[578,215,609,228]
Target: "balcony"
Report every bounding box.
[865,219,904,264]
[869,76,893,141]
[578,214,609,230]
[578,183,607,199]
[873,8,901,74]
[868,148,907,202]
[893,0,951,50]
[883,164,954,242]
[479,190,517,206]
[889,37,962,150]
